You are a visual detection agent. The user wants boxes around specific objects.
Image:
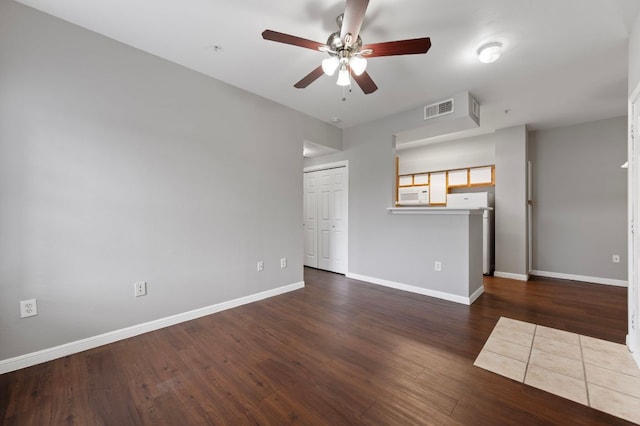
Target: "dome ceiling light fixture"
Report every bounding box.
[477,42,503,64]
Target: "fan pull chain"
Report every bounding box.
[341,76,353,102]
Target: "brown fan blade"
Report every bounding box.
[351,70,378,94]
[362,37,431,58]
[262,30,325,51]
[340,0,369,44]
[294,66,325,89]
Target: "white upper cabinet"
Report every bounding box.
[448,169,468,187]
[398,175,413,187]
[429,172,447,205]
[469,166,494,185]
[413,173,429,185]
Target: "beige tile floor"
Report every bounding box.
[474,317,640,424]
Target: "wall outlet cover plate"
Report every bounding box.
[20,299,38,318]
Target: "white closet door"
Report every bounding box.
[303,166,348,274]
[330,167,347,274]
[303,173,318,267]
[318,171,333,271]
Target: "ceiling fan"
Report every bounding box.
[262,0,431,95]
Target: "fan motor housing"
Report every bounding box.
[326,31,363,56]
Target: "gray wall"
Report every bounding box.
[0,1,341,360]
[397,133,496,175]
[305,105,485,298]
[630,12,640,95]
[529,117,628,281]
[494,126,529,278]
[309,114,627,286]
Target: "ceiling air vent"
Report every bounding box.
[424,98,454,120]
[470,96,480,121]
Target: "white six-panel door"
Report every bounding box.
[303,172,319,267]
[303,164,348,274]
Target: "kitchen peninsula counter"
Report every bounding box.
[345,206,485,305]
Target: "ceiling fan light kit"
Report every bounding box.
[349,55,367,76]
[322,56,340,76]
[262,0,431,97]
[336,66,351,86]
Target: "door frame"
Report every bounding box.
[527,160,533,276]
[303,160,349,274]
[304,160,349,174]
[628,83,640,367]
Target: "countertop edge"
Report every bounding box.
[387,207,487,215]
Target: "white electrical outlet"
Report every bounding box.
[257,261,264,271]
[20,299,38,318]
[134,281,147,297]
[612,255,621,263]
[280,258,287,268]
[434,261,442,272]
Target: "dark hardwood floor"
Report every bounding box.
[0,268,632,425]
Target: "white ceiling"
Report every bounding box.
[15,0,640,137]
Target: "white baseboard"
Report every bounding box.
[626,335,640,370]
[493,271,530,281]
[346,273,481,305]
[0,281,305,375]
[530,270,628,287]
[469,285,485,304]
[633,348,640,370]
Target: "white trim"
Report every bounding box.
[633,350,640,370]
[494,271,530,281]
[304,160,348,173]
[630,80,640,106]
[346,273,482,305]
[531,270,628,287]
[628,334,640,369]
[0,281,304,375]
[628,83,640,364]
[469,285,485,304]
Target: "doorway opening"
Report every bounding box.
[628,85,640,365]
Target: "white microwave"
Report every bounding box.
[397,186,429,205]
